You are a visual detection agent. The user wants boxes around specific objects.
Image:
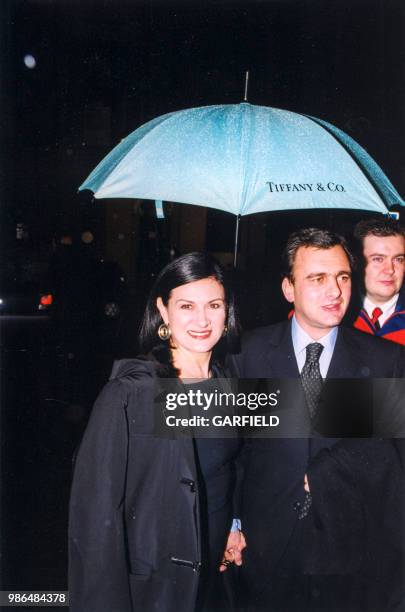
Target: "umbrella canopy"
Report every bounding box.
[80,103,403,216]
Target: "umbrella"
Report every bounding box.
[79,103,404,264]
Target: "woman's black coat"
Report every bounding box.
[69,357,213,612]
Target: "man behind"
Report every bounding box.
[353,217,405,345]
[230,228,404,611]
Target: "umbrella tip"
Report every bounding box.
[243,70,250,102]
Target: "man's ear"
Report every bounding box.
[156,297,168,324]
[281,277,295,304]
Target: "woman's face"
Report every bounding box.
[156,277,227,355]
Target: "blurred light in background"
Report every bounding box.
[23,54,36,69]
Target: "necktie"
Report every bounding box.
[301,342,324,420]
[371,307,383,330]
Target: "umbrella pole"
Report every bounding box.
[233,215,241,268]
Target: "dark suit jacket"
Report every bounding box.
[228,322,405,611]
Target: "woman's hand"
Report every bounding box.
[219,530,247,572]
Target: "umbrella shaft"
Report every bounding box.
[233,215,241,268]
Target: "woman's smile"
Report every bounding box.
[187,329,212,339]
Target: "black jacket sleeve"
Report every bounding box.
[68,380,132,612]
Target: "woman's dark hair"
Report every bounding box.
[139,252,240,355]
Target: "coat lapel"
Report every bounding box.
[264,321,300,378]
[327,327,369,378]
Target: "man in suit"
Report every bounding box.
[352,217,405,345]
[229,228,405,611]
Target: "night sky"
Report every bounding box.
[1,0,404,246]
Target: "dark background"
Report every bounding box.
[0,0,404,606]
[1,0,404,242]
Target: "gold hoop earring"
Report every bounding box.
[222,325,228,337]
[157,323,171,341]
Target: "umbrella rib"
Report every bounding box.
[238,103,253,216]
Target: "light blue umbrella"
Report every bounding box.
[79,103,403,263]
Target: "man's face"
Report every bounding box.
[282,245,352,339]
[362,234,405,305]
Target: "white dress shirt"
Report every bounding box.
[291,315,338,378]
[363,294,399,327]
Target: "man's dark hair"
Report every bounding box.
[282,228,354,281]
[139,251,240,354]
[354,217,405,244]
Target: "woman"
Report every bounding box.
[69,252,245,612]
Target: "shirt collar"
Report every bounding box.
[291,315,338,356]
[363,293,399,317]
